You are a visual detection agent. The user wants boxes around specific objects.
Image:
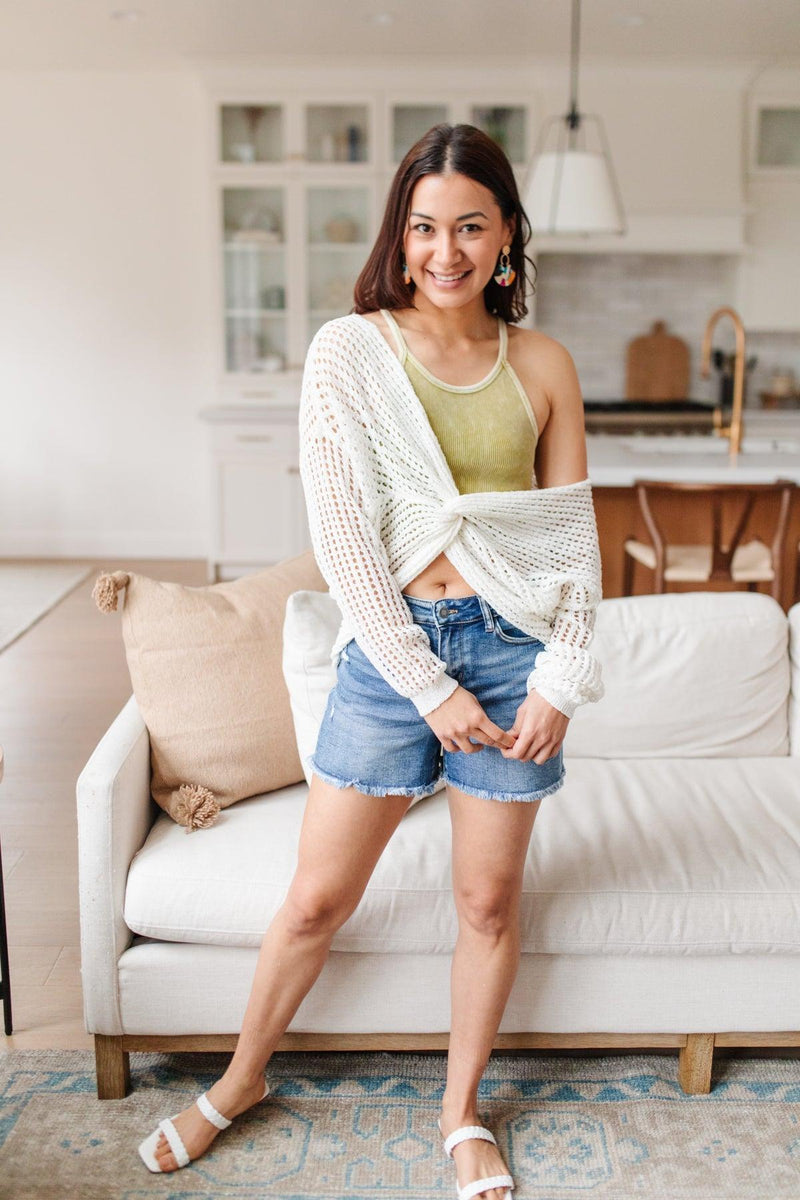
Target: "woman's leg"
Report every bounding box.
[440,783,542,1200]
[153,774,414,1171]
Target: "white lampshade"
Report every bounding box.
[523,148,625,235]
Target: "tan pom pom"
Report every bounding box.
[174,783,220,832]
[91,571,131,613]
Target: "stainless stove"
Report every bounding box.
[583,399,720,435]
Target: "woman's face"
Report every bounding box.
[402,172,515,309]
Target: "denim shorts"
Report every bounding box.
[308,593,566,804]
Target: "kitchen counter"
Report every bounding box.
[587,411,800,485]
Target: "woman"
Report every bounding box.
[139,124,604,1200]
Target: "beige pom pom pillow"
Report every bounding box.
[92,551,327,830]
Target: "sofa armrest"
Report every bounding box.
[789,602,800,757]
[76,695,155,1035]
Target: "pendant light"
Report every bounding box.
[523,0,626,236]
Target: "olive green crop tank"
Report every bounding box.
[379,308,538,494]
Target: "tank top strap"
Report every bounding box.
[379,308,407,364]
[498,315,508,362]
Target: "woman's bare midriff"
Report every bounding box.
[401,553,477,599]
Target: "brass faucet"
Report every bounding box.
[700,306,746,460]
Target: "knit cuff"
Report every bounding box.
[409,671,460,718]
[525,673,578,720]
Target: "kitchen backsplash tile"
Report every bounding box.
[533,253,800,405]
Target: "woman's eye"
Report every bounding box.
[412,223,483,233]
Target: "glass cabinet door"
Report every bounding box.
[222,187,287,373]
[305,104,370,163]
[307,185,371,341]
[391,104,449,163]
[219,105,284,163]
[756,107,800,167]
[470,105,527,166]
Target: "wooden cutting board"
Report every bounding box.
[626,320,690,401]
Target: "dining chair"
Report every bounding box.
[622,479,797,604]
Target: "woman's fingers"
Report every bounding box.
[481,721,516,749]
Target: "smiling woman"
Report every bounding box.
[294,126,604,1200]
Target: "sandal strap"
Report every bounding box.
[196,1091,232,1130]
[458,1175,514,1200]
[443,1124,496,1159]
[157,1117,190,1168]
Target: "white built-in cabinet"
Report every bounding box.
[738,94,800,332]
[203,92,534,579]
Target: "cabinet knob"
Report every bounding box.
[287,465,300,474]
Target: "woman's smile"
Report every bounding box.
[427,267,473,288]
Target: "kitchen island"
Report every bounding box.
[587,410,800,606]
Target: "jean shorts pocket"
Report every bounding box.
[491,610,544,645]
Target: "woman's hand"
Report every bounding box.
[423,685,517,755]
[499,691,569,764]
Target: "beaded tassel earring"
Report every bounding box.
[493,244,516,287]
[401,256,412,285]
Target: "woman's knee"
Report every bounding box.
[454,882,519,937]
[282,875,356,938]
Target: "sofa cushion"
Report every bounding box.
[91,551,327,829]
[124,756,800,955]
[566,591,790,758]
[281,589,441,806]
[281,589,343,791]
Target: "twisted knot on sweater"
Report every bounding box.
[427,493,472,538]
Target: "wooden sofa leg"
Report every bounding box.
[95,1034,131,1099]
[678,1033,715,1094]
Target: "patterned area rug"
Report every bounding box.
[1,1049,799,1199]
[0,562,92,651]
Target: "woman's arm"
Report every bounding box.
[299,329,459,718]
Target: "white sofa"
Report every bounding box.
[77,587,800,1099]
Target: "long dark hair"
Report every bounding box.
[351,123,536,322]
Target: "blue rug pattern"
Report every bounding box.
[0,1049,799,1198]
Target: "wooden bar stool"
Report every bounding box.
[622,479,796,603]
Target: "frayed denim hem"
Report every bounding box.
[308,758,445,801]
[442,768,567,804]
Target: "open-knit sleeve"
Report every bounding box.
[524,489,605,719]
[299,331,459,719]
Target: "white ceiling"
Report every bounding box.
[0,0,799,71]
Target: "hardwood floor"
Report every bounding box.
[0,558,207,1051]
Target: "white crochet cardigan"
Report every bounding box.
[298,314,605,720]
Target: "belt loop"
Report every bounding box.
[477,595,495,632]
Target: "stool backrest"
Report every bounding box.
[632,479,796,582]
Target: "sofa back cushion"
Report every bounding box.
[566,591,791,758]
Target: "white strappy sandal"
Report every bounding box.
[437,1117,515,1200]
[138,1079,270,1172]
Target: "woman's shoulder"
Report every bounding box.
[506,324,573,362]
[313,310,385,345]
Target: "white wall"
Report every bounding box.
[0,68,214,558]
[0,59,754,559]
